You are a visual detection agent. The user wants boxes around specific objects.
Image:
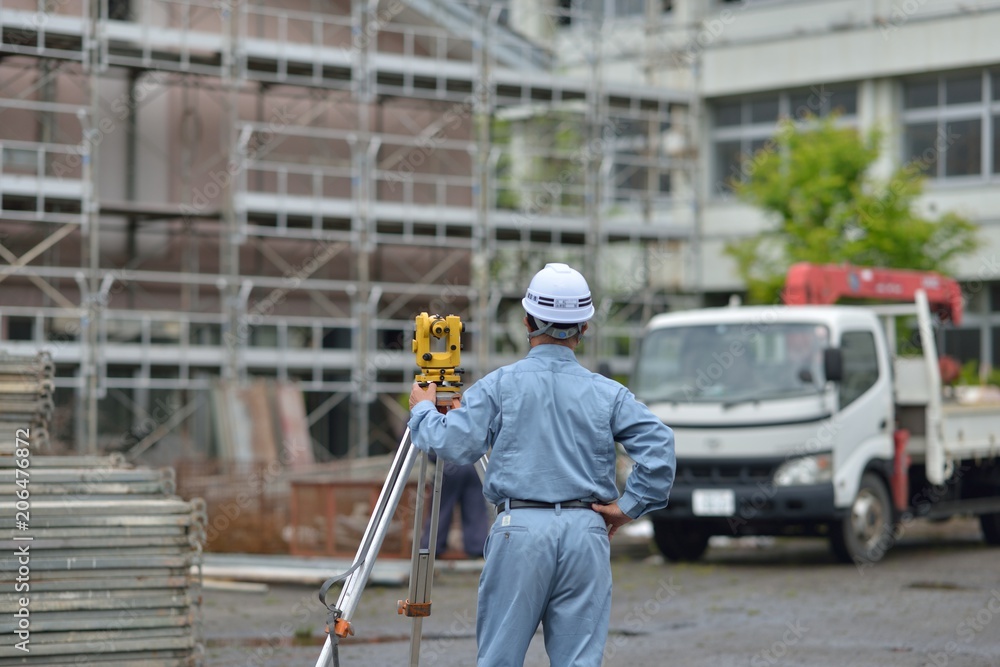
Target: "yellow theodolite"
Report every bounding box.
[411,312,464,390]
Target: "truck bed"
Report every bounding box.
[895,357,1000,465]
[940,400,1000,460]
[900,399,1000,462]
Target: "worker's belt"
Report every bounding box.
[497,499,593,512]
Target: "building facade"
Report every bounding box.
[682,0,1000,375]
[0,0,997,458]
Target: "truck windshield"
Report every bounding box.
[633,322,830,404]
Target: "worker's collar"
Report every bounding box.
[527,344,578,360]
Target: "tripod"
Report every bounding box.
[314,312,487,666]
[314,414,489,667]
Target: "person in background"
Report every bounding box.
[785,327,824,388]
[408,262,676,667]
[420,459,489,559]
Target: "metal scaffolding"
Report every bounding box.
[0,0,696,459]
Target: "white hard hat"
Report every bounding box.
[522,263,595,324]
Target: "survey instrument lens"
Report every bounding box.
[430,318,447,338]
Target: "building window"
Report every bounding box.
[6,316,34,341]
[557,0,573,26]
[107,0,131,20]
[943,328,981,364]
[789,87,857,119]
[609,113,671,203]
[901,69,999,180]
[710,84,858,193]
[563,0,654,21]
[994,116,1000,175]
[992,327,1000,369]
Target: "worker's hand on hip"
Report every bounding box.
[591,501,632,539]
[409,382,436,409]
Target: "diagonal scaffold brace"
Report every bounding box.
[313,313,490,667]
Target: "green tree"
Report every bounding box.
[725,116,978,303]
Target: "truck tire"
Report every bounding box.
[652,520,710,562]
[981,514,1000,545]
[830,473,893,564]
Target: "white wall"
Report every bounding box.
[701,6,1000,97]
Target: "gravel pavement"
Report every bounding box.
[202,517,1000,667]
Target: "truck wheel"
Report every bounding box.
[981,514,1000,545]
[652,520,710,562]
[830,473,893,564]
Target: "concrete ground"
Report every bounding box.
[201,517,1000,667]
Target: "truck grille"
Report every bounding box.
[675,458,781,486]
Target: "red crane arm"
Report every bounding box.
[782,262,964,325]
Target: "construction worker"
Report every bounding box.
[408,262,676,667]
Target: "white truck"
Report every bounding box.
[632,263,1000,564]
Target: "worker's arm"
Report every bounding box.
[407,378,497,465]
[610,389,676,520]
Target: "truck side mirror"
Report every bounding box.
[824,348,844,382]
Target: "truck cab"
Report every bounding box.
[634,264,1000,564]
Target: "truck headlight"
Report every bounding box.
[774,454,833,486]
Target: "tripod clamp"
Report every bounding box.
[318,559,362,639]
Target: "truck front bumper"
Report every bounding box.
[649,482,841,537]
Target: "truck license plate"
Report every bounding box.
[692,489,736,516]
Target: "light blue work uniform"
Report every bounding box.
[408,344,676,667]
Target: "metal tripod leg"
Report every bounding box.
[314,437,491,666]
[400,450,444,666]
[404,450,493,664]
[401,450,492,664]
[315,428,420,667]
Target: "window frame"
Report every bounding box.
[709,85,859,197]
[607,109,673,207]
[900,69,999,183]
